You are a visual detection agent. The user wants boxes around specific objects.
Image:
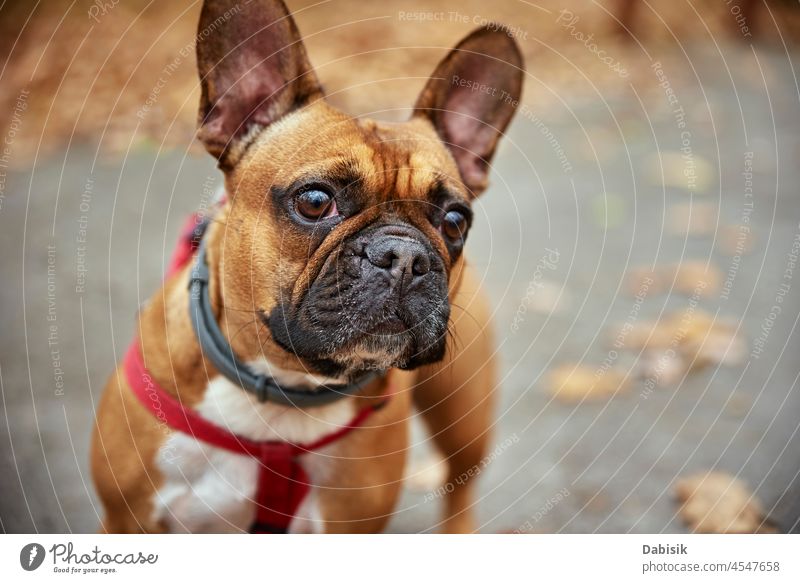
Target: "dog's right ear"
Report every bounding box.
[414,26,523,196]
[196,0,323,167]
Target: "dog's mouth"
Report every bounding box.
[266,224,450,378]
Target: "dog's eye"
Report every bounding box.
[296,189,336,220]
[442,210,468,242]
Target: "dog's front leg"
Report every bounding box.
[412,265,498,534]
[293,390,410,534]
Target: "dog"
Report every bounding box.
[91,0,523,533]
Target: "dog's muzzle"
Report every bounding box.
[269,223,450,375]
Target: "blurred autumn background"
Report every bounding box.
[1,0,800,533]
[3,0,800,163]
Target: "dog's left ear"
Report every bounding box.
[414,26,524,196]
[196,0,323,167]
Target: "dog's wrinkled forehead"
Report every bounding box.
[354,119,465,206]
[237,105,468,211]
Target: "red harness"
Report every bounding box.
[124,214,391,533]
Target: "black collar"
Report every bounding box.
[188,237,380,407]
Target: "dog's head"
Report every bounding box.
[196,0,523,379]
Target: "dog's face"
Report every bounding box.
[196,0,523,379]
[233,110,466,375]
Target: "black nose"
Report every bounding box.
[365,235,431,289]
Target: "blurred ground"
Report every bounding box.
[1,0,800,533]
[3,0,800,164]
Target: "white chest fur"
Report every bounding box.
[151,360,354,533]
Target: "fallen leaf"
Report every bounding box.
[684,322,747,367]
[613,319,675,350]
[625,261,721,298]
[640,350,689,386]
[618,310,745,387]
[675,472,776,533]
[548,364,630,403]
[625,266,664,297]
[673,261,721,296]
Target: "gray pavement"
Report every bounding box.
[1,42,799,533]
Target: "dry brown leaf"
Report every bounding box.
[640,351,689,386]
[684,324,747,368]
[675,472,776,534]
[673,261,722,296]
[625,261,721,298]
[617,319,676,351]
[622,311,714,351]
[676,312,745,368]
[548,364,629,403]
[625,266,664,296]
[619,310,745,386]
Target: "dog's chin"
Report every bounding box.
[332,323,414,372]
[329,326,448,377]
[334,342,410,375]
[267,305,449,380]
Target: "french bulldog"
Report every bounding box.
[91,0,523,533]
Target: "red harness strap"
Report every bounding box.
[124,212,391,533]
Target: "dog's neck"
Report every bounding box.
[136,220,349,408]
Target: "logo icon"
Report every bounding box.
[20,543,46,571]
